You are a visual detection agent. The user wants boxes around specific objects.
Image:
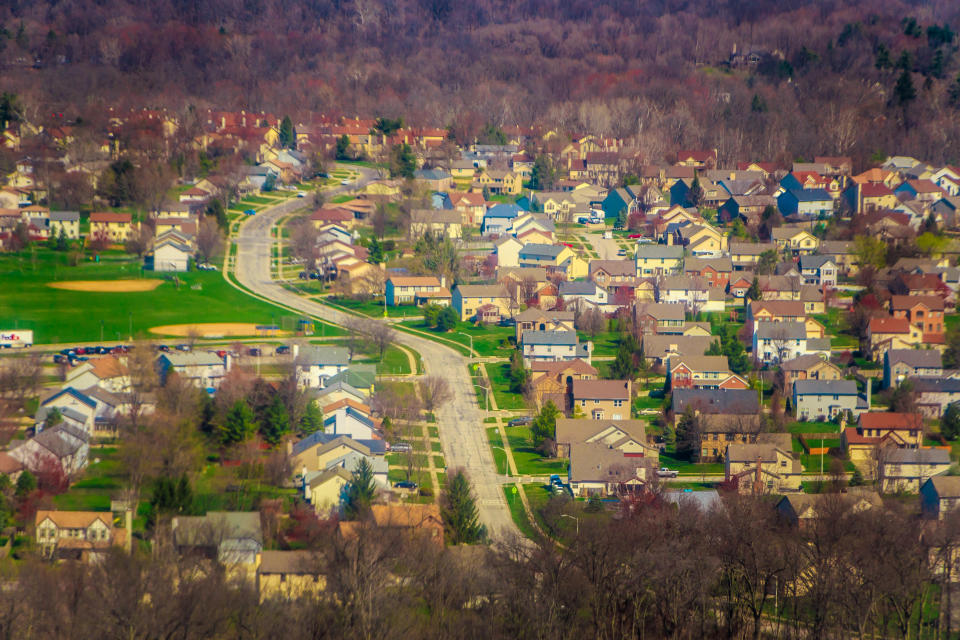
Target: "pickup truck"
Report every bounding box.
[656,467,679,478]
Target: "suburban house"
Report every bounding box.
[36,387,97,434]
[555,418,658,461]
[529,359,597,409]
[843,412,923,469]
[157,352,228,389]
[513,308,575,342]
[494,236,524,268]
[288,432,386,476]
[657,276,725,313]
[337,504,444,546]
[667,355,748,390]
[771,227,819,255]
[293,345,350,389]
[567,442,653,497]
[911,378,960,419]
[256,550,326,601]
[634,302,686,334]
[817,240,858,276]
[89,212,136,242]
[683,256,733,289]
[481,203,523,236]
[777,188,833,217]
[48,210,80,239]
[451,284,511,321]
[921,476,960,520]
[728,273,756,298]
[10,423,90,476]
[672,388,760,420]
[890,295,945,343]
[696,413,766,461]
[521,330,591,366]
[793,379,866,421]
[409,209,462,239]
[385,276,449,307]
[868,317,923,358]
[517,243,587,279]
[172,511,264,565]
[322,404,382,441]
[301,466,353,514]
[776,490,882,528]
[150,237,192,272]
[798,255,838,287]
[752,322,830,365]
[326,365,376,396]
[570,379,632,420]
[779,354,842,390]
[477,169,522,195]
[879,448,951,494]
[729,242,777,269]
[635,245,683,276]
[641,334,716,365]
[557,280,610,311]
[35,510,122,559]
[883,349,943,388]
[725,433,802,494]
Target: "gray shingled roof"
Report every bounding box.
[794,379,858,395]
[887,349,942,369]
[522,330,578,346]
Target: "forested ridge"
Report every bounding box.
[1,1,960,166]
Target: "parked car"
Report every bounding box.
[508,416,533,427]
[275,345,290,355]
[617,249,626,256]
[197,263,218,271]
[394,481,418,490]
[636,237,653,244]
[176,344,191,352]
[53,354,67,364]
[391,442,412,453]
[248,348,262,357]
[308,271,321,280]
[340,179,350,186]
[656,467,679,478]
[296,191,306,198]
[244,209,256,216]
[298,271,309,280]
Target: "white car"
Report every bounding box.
[296,191,306,198]
[340,179,350,186]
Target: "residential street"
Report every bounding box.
[232,168,521,543]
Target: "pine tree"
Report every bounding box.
[368,237,384,264]
[531,401,560,448]
[687,174,704,207]
[299,400,323,434]
[260,394,290,446]
[336,135,350,160]
[343,458,377,519]
[746,276,762,301]
[55,227,68,251]
[279,115,296,149]
[893,69,917,130]
[15,470,36,498]
[441,470,485,544]
[219,400,256,445]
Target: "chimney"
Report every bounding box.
[292,344,300,359]
[224,353,232,371]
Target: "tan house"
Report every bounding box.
[302,466,353,513]
[779,354,842,390]
[725,433,802,494]
[337,504,444,547]
[89,212,137,242]
[409,209,462,239]
[452,284,512,321]
[529,359,597,409]
[513,308,575,342]
[386,276,450,307]
[555,418,658,461]
[771,227,819,255]
[477,170,522,195]
[257,550,325,601]
[35,510,123,559]
[843,412,923,469]
[571,379,632,420]
[868,316,923,359]
[698,414,766,461]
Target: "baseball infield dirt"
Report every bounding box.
[48,280,164,292]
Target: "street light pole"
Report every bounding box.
[560,514,579,536]
[456,331,474,357]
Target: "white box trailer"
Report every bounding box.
[0,330,33,348]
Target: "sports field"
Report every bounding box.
[0,250,325,344]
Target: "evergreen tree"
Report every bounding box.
[299,400,323,435]
[389,143,416,179]
[0,92,21,130]
[616,209,627,230]
[875,43,892,70]
[942,402,960,440]
[687,174,704,207]
[219,400,256,445]
[279,115,296,149]
[15,470,36,498]
[508,350,530,393]
[260,394,290,446]
[746,276,762,301]
[610,333,639,380]
[55,227,68,251]
[336,134,350,160]
[437,306,458,331]
[206,199,228,231]
[893,69,917,129]
[199,394,216,435]
[368,237,384,264]
[531,401,560,448]
[343,458,377,519]
[530,154,555,190]
[441,470,485,544]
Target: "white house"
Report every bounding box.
[521,330,591,366]
[799,255,837,287]
[151,238,192,272]
[753,322,831,365]
[494,236,523,268]
[557,281,609,311]
[157,352,228,389]
[294,345,350,389]
[34,387,97,434]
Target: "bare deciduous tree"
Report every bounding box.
[418,376,452,413]
[196,215,225,264]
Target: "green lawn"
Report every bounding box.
[505,426,567,475]
[369,344,411,375]
[0,250,307,344]
[503,484,539,540]
[399,320,515,357]
[54,447,125,512]
[487,427,510,476]
[787,421,840,435]
[659,450,725,475]
[327,297,422,318]
[485,363,529,410]
[582,331,620,356]
[433,455,446,469]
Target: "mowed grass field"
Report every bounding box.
[0,250,306,344]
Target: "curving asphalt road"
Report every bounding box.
[232,168,520,542]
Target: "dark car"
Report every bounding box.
[53,354,67,364]
[508,416,533,427]
[158,345,170,352]
[394,481,418,490]
[298,271,309,280]
[308,271,321,280]
[275,345,290,355]
[176,344,191,351]
[248,347,262,357]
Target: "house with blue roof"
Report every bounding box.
[323,406,381,441]
[35,387,96,434]
[777,189,833,217]
[482,203,525,235]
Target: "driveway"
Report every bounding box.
[585,233,621,261]
[232,167,520,542]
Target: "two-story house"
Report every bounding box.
[921,476,960,520]
[843,411,923,469]
[798,255,838,287]
[48,210,80,239]
[385,276,449,307]
[779,354,842,390]
[883,349,943,389]
[513,308,575,343]
[517,243,587,279]
[555,418,658,460]
[771,227,819,255]
[635,245,683,276]
[89,212,137,242]
[879,448,951,494]
[157,352,228,389]
[570,379,631,420]
[725,433,802,494]
[293,345,350,389]
[890,295,945,343]
[868,317,923,359]
[729,242,777,270]
[35,510,121,559]
[793,379,866,421]
[667,355,748,390]
[521,330,591,366]
[683,256,733,289]
[451,284,512,321]
[753,322,830,365]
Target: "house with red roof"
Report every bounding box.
[867,316,922,359]
[890,295,945,343]
[843,412,923,467]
